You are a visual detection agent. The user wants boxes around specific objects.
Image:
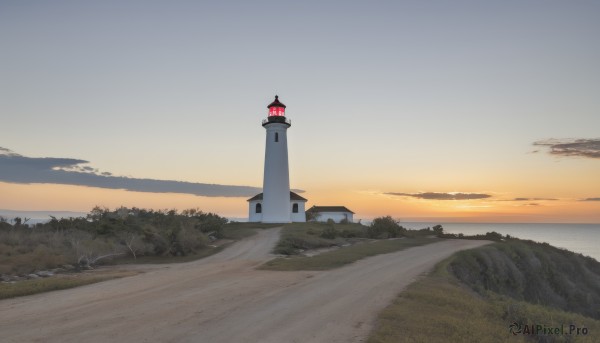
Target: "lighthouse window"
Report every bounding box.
[275,132,279,142]
[256,203,262,214]
[292,203,298,213]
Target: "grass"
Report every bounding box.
[224,221,282,229]
[114,245,227,265]
[272,222,374,255]
[260,237,439,271]
[367,258,600,343]
[449,239,600,320]
[111,222,275,265]
[0,270,139,300]
[222,222,279,240]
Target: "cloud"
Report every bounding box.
[533,138,600,159]
[581,197,600,201]
[0,147,263,197]
[0,147,21,157]
[386,192,491,200]
[511,197,558,201]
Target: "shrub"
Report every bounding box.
[339,229,356,238]
[0,207,229,274]
[320,226,337,239]
[273,244,298,255]
[368,216,404,238]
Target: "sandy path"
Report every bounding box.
[0,228,489,343]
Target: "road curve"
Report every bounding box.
[0,228,489,343]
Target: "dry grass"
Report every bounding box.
[367,259,600,343]
[260,237,439,271]
[0,270,139,300]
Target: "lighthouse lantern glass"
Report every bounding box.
[269,106,285,117]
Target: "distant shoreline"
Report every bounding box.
[2,209,598,225]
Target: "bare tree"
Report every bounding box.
[69,232,124,268]
[118,232,148,259]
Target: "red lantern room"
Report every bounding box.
[263,95,291,127]
[268,95,286,116]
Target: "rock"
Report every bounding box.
[36,271,54,278]
[27,274,40,279]
[1,275,11,282]
[51,268,66,274]
[62,264,75,270]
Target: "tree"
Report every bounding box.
[368,216,404,238]
[118,232,150,259]
[68,231,124,268]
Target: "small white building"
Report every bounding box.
[248,191,307,223]
[306,206,354,223]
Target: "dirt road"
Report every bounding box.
[0,228,489,343]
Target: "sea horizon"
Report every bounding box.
[2,209,597,261]
[401,221,600,262]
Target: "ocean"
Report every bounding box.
[401,222,600,262]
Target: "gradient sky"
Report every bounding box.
[1,1,599,222]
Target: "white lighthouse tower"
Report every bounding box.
[261,95,292,223]
[247,95,307,223]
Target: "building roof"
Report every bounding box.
[267,95,286,108]
[247,191,307,202]
[306,206,354,214]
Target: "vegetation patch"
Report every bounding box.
[222,222,280,240]
[271,218,436,256]
[368,242,600,343]
[0,214,278,299]
[261,237,438,271]
[0,270,139,300]
[449,239,600,319]
[270,222,361,255]
[0,207,234,276]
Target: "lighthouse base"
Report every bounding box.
[247,192,307,223]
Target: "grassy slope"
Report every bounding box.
[261,222,439,271]
[271,222,370,255]
[262,238,439,271]
[449,240,600,319]
[368,251,600,342]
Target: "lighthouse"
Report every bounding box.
[248,96,307,223]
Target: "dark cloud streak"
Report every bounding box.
[386,192,491,200]
[533,138,600,159]
[0,148,262,197]
[512,197,558,201]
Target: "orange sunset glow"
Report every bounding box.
[1,2,599,223]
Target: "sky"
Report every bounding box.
[1,1,599,223]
